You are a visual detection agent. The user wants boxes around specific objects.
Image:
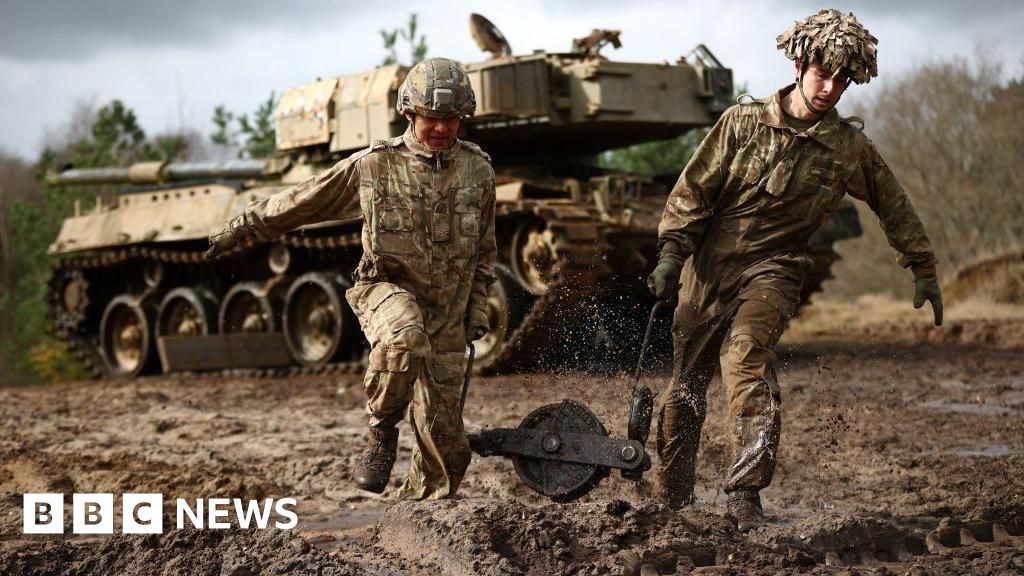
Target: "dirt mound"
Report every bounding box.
[372,498,752,575]
[370,500,1024,575]
[0,525,363,576]
[946,250,1024,304]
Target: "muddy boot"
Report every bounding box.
[352,426,399,494]
[727,489,764,533]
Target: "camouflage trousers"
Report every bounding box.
[346,282,472,501]
[657,284,795,509]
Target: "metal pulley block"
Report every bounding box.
[468,399,648,502]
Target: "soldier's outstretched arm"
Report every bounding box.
[847,141,942,325]
[205,153,364,259]
[466,169,498,341]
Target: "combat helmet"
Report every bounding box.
[777,9,878,84]
[397,57,476,118]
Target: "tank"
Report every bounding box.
[45,14,861,378]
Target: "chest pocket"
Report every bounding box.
[763,154,845,224]
[454,187,481,238]
[728,140,769,187]
[371,179,418,255]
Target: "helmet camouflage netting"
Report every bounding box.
[777,8,878,84]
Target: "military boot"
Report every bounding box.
[727,489,764,533]
[352,426,399,494]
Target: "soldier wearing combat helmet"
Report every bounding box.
[207,57,496,499]
[647,9,941,531]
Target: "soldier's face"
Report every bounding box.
[796,61,851,113]
[413,115,461,150]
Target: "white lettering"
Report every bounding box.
[123,493,163,534]
[274,498,298,530]
[73,493,113,534]
[176,498,203,529]
[233,499,273,529]
[23,494,64,534]
[207,498,230,529]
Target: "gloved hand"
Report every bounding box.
[913,276,943,326]
[205,214,250,260]
[647,258,683,299]
[466,308,490,343]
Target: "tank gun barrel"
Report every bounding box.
[48,159,274,187]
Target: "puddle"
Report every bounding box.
[920,400,1016,416]
[953,443,1019,458]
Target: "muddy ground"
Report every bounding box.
[1,299,1023,575]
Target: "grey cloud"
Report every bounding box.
[0,0,368,61]
[780,0,1024,27]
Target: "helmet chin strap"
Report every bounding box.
[797,67,832,117]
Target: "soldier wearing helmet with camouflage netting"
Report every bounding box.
[206,57,497,500]
[647,9,941,531]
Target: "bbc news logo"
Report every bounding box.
[23,494,298,534]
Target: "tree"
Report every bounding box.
[1,99,189,383]
[827,56,1024,299]
[210,92,278,159]
[600,129,708,178]
[380,13,428,66]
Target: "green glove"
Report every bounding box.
[647,258,683,299]
[913,277,943,326]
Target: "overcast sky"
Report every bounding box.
[1,0,1022,161]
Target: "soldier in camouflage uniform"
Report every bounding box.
[647,9,943,531]
[207,58,497,500]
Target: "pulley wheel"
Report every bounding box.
[511,399,610,502]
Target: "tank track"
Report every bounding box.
[480,203,612,373]
[47,233,370,380]
[48,203,614,379]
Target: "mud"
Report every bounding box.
[1,301,1023,575]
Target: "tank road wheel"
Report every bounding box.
[158,287,219,337]
[219,283,278,334]
[99,295,158,378]
[511,221,557,296]
[51,268,90,332]
[283,273,354,366]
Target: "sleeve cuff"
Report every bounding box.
[911,263,937,280]
[658,240,689,265]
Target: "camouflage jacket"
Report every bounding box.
[242,127,497,339]
[658,85,937,281]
